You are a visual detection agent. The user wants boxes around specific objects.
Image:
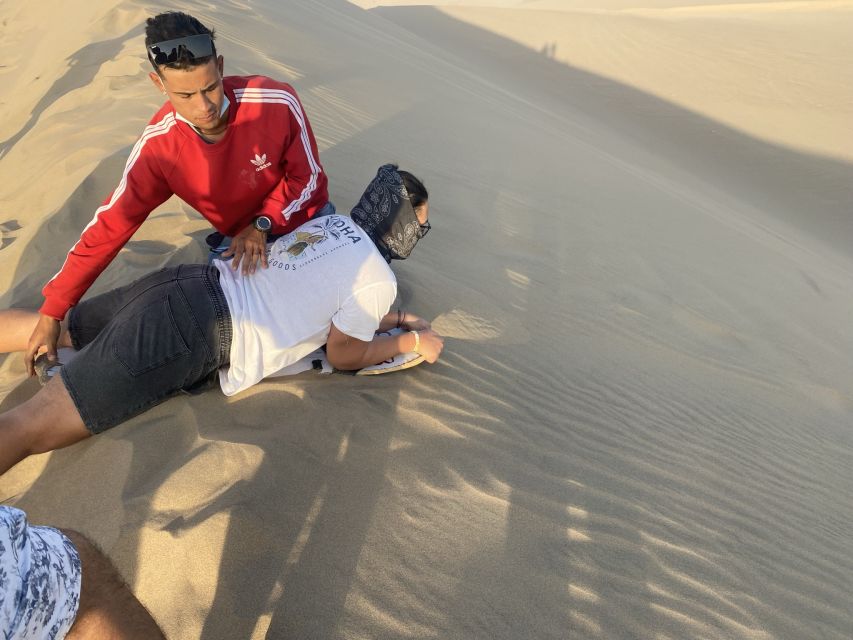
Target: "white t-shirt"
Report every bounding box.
[214,215,397,396]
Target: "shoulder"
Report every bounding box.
[146,101,177,127]
[127,108,182,169]
[228,75,302,104]
[140,104,181,141]
[228,74,297,93]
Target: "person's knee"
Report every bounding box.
[60,529,125,600]
[60,529,96,561]
[4,412,68,460]
[14,377,90,455]
[60,528,166,639]
[0,411,39,465]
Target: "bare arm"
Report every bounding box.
[326,319,444,371]
[376,309,432,333]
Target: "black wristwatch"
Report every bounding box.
[253,215,272,233]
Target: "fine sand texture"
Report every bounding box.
[2,1,853,638]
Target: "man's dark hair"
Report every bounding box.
[397,168,428,209]
[145,12,217,72]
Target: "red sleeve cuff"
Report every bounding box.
[39,299,69,322]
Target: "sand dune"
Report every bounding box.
[379,1,853,161]
[1,0,852,638]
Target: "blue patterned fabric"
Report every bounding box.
[0,507,81,639]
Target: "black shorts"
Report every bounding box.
[62,265,231,434]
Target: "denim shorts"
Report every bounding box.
[62,264,232,434]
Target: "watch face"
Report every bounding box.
[255,216,272,232]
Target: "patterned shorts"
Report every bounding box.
[0,506,81,639]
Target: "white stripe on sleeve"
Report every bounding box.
[45,113,177,285]
[234,88,321,219]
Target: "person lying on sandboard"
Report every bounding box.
[0,165,443,477]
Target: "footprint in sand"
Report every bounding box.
[0,220,21,251]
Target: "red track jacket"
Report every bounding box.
[40,75,328,319]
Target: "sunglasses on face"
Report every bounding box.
[418,220,431,238]
[148,34,215,66]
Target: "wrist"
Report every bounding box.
[410,330,420,353]
[39,301,67,322]
[252,215,272,234]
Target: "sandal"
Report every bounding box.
[33,354,63,386]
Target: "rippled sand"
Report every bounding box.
[1,1,852,638]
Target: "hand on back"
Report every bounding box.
[222,223,268,275]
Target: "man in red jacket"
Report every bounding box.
[26,11,330,376]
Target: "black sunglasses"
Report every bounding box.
[418,220,431,238]
[148,34,215,66]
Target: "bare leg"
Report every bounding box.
[62,530,166,639]
[0,309,73,353]
[0,375,90,475]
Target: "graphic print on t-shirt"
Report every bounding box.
[282,229,327,257]
[269,215,362,267]
[216,213,396,396]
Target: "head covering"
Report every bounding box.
[350,164,422,262]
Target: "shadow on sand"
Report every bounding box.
[2,2,852,638]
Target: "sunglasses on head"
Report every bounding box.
[148,34,215,66]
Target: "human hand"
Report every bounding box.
[221,223,269,275]
[412,328,444,363]
[25,314,61,377]
[400,312,431,332]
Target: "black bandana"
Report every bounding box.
[350,164,421,262]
